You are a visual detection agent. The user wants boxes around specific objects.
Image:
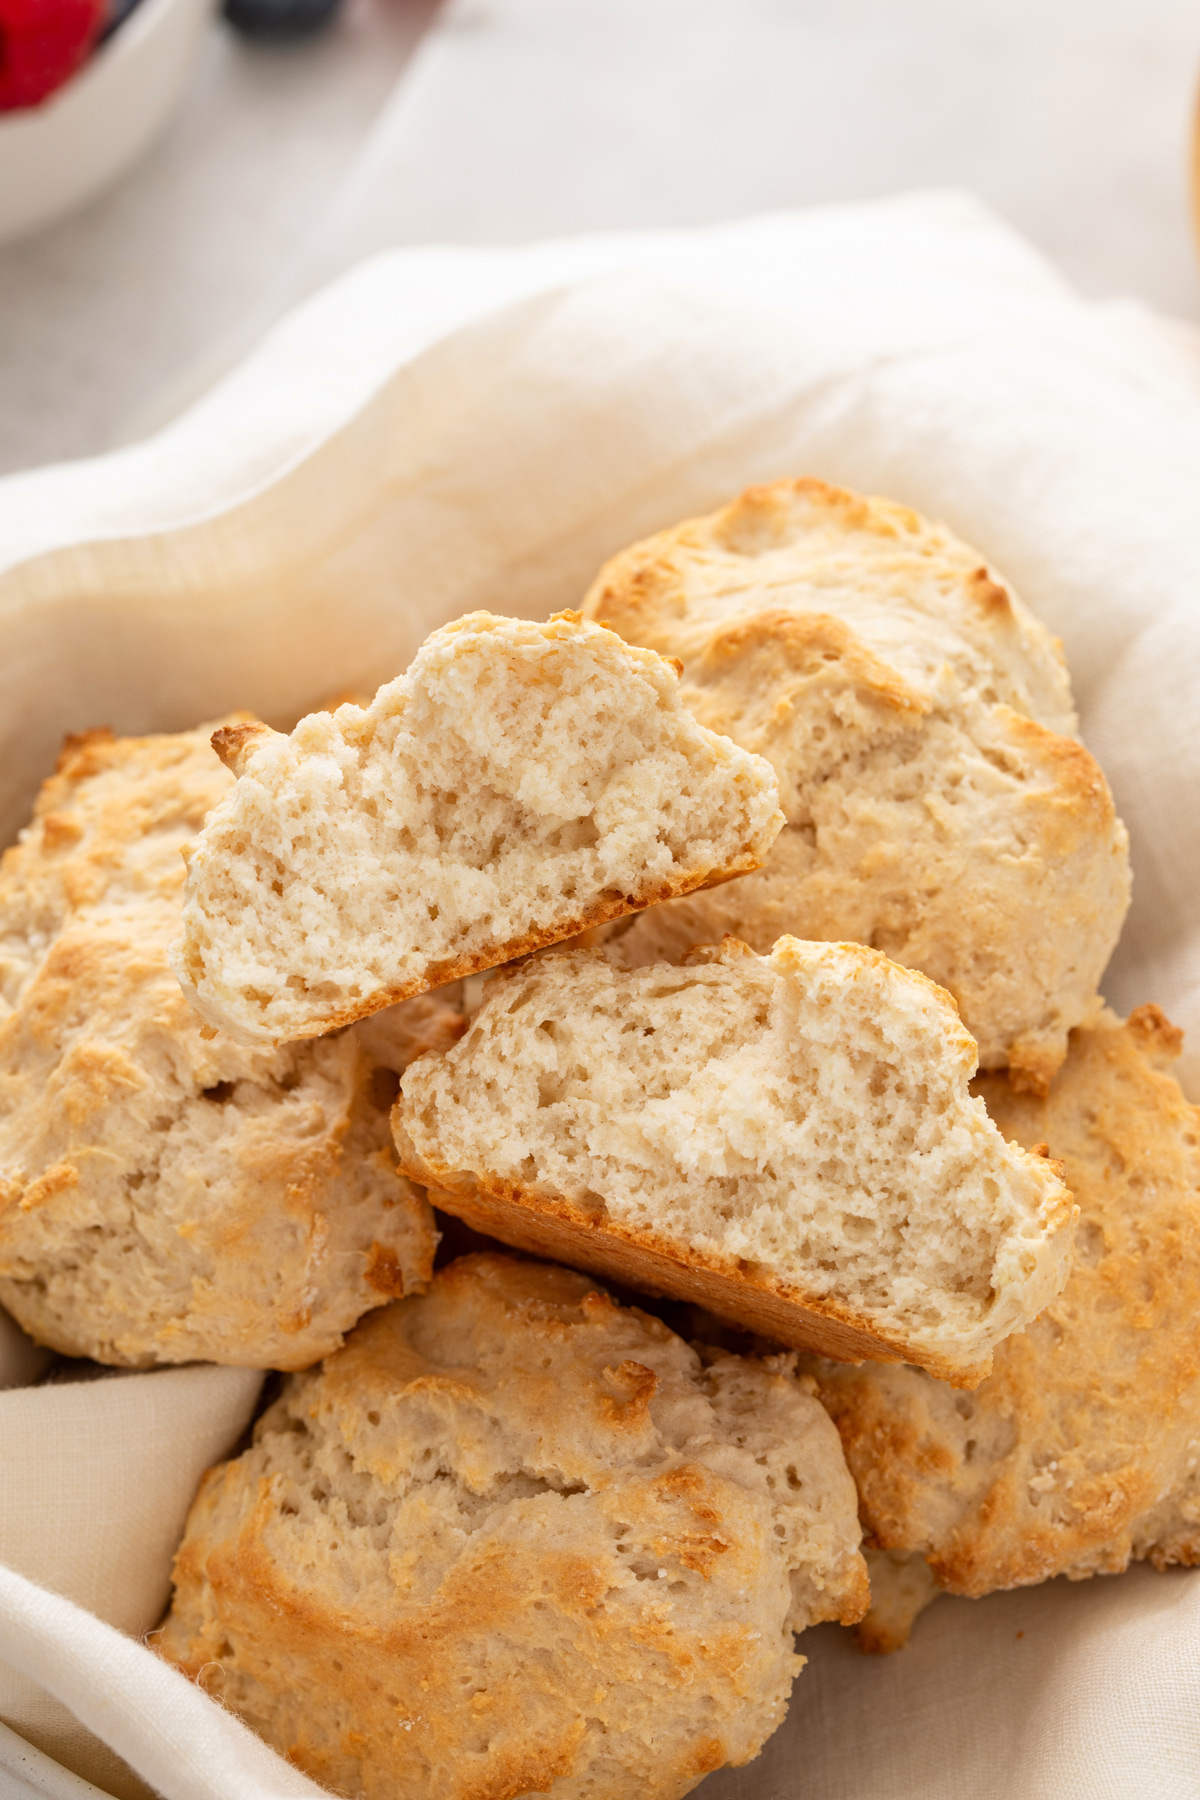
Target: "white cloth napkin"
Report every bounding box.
[0,1368,262,1797]
[0,1566,328,1800]
[0,192,1198,1798]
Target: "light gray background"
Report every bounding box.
[1,0,1198,475]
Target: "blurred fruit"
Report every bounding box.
[0,0,107,109]
[222,0,341,39]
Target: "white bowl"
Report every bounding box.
[0,0,214,248]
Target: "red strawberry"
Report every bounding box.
[0,0,107,111]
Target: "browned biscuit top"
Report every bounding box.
[156,1253,868,1800]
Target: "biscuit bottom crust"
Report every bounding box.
[419,1173,987,1385]
[394,940,1074,1389]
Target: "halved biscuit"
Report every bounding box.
[173,611,782,1046]
[584,478,1131,1091]
[0,723,440,1369]
[393,938,1075,1387]
[156,1253,868,1800]
[811,1006,1200,1647]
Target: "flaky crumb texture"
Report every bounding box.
[811,1007,1200,1644]
[174,612,782,1045]
[394,939,1074,1381]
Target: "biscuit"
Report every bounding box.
[853,1550,942,1654]
[0,724,439,1368]
[392,938,1074,1386]
[156,1253,868,1800]
[810,1007,1200,1646]
[173,611,783,1046]
[584,478,1131,1091]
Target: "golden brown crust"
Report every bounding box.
[690,608,932,727]
[157,1254,867,1800]
[584,476,1131,1087]
[586,478,1045,659]
[1126,1001,1185,1063]
[394,936,1074,1391]
[210,720,275,777]
[400,1160,990,1389]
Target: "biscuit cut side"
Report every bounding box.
[810,1006,1200,1648]
[393,939,1075,1386]
[173,611,782,1046]
[0,724,441,1369]
[585,478,1130,1089]
[157,1253,868,1800]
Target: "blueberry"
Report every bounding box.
[98,0,144,45]
[222,0,342,38]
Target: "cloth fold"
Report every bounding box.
[0,1567,323,1800]
[0,193,1198,1797]
[0,1367,262,1795]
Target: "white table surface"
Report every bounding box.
[0,0,1198,477]
[0,0,440,476]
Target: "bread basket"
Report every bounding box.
[1,194,1199,1799]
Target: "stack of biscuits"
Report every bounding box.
[1,478,1193,1800]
